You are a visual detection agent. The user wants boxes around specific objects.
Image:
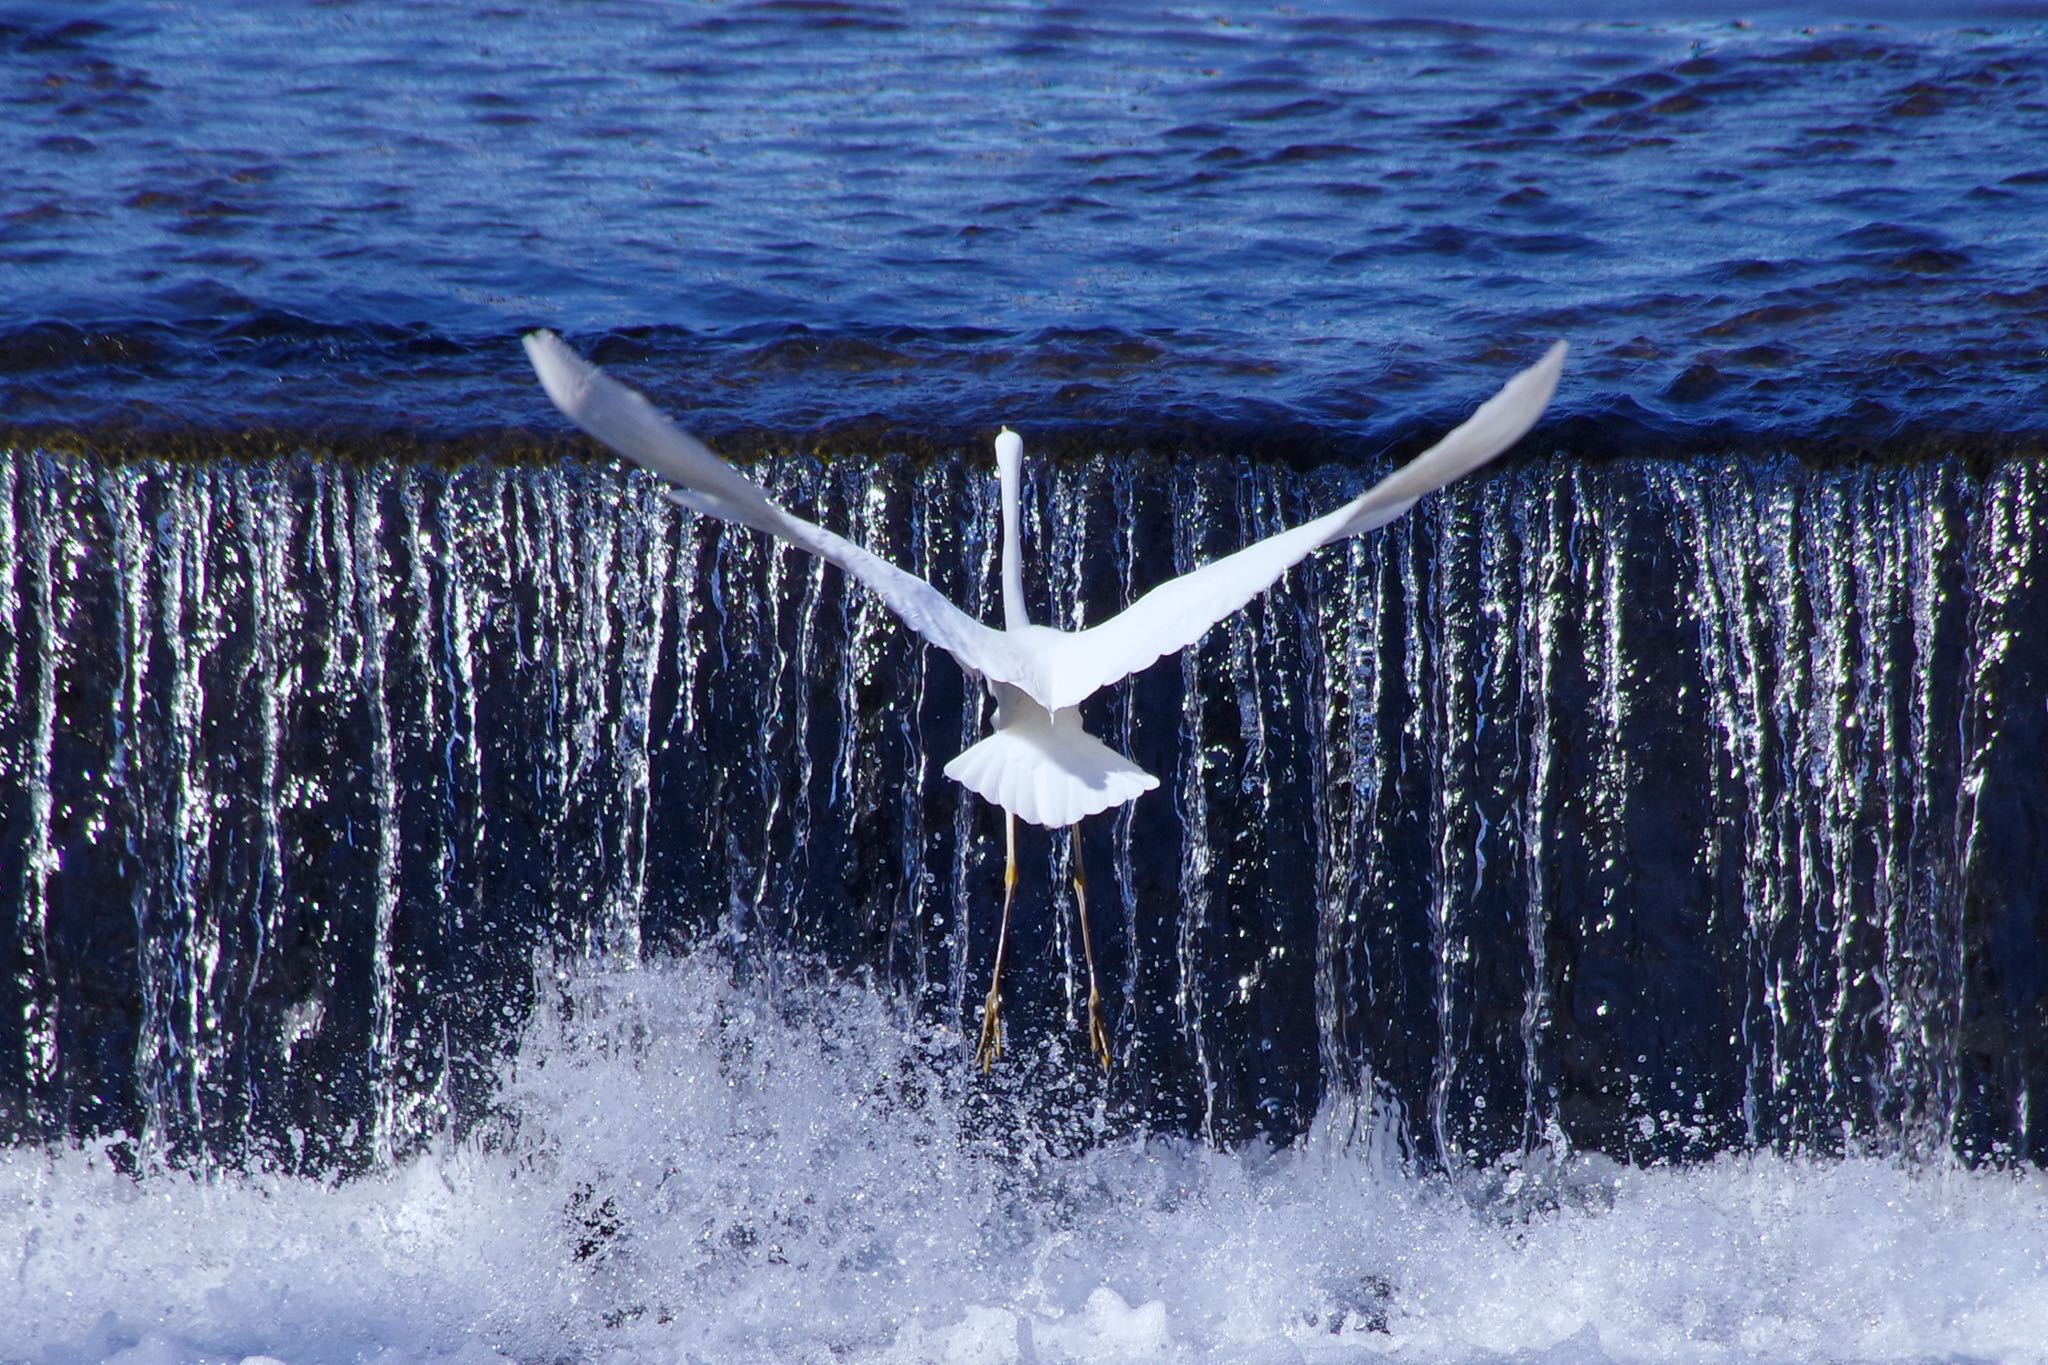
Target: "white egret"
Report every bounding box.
[523,331,1566,1070]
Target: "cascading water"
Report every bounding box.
[3,446,2041,1175]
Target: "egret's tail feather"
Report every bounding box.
[944,702,1158,829]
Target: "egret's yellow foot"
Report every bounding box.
[976,813,1020,1072]
[976,988,1003,1070]
[1085,983,1112,1073]
[1072,829,1111,1074]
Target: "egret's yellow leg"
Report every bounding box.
[1073,827,1112,1072]
[975,812,1018,1071]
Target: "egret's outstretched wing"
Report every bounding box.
[1033,341,1566,712]
[524,330,1025,687]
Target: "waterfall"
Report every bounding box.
[1,447,2042,1171]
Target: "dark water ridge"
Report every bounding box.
[3,446,2043,1172]
[6,313,2048,466]
[7,5,2048,460]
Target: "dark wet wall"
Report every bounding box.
[2,446,2042,1172]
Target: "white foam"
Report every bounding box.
[5,955,2045,1365]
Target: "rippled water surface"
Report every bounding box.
[4,1,2048,452]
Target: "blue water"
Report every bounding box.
[5,2,2048,452]
[8,8,2048,1362]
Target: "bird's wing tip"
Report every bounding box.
[522,330,600,416]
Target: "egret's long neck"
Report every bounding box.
[995,428,1029,631]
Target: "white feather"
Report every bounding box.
[942,685,1159,828]
[523,330,1029,690]
[523,331,1564,826]
[1033,339,1567,711]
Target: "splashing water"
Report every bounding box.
[4,952,2047,1364]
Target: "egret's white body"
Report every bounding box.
[525,329,1564,1067]
[522,331,1567,829]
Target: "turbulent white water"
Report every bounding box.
[5,955,2044,1365]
